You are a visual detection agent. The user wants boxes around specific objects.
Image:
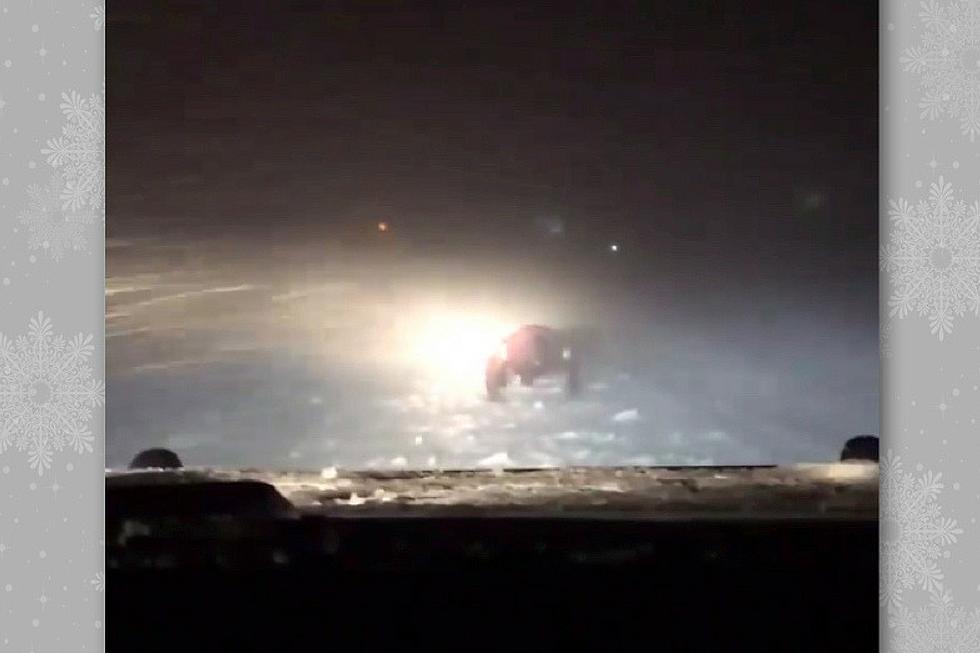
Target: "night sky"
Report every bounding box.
[109,0,877,270]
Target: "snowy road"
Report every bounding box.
[106,236,879,470]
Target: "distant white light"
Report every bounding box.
[609,243,619,252]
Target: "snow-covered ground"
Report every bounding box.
[106,236,879,470]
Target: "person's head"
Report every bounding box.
[129,448,183,470]
[839,435,878,462]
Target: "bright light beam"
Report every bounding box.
[406,311,518,388]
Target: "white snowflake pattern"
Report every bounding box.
[889,589,980,652]
[18,173,97,261]
[881,317,895,359]
[880,452,963,610]
[41,88,105,215]
[902,0,980,140]
[91,572,104,593]
[0,313,104,475]
[881,177,980,340]
[91,4,105,31]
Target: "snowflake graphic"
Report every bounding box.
[91,4,105,31]
[903,0,980,140]
[881,177,980,340]
[880,452,963,610]
[18,173,97,261]
[91,572,104,593]
[41,88,105,215]
[881,317,895,359]
[0,313,104,475]
[889,589,980,652]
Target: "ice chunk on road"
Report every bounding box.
[336,492,366,506]
[373,488,396,503]
[479,451,516,468]
[612,408,640,423]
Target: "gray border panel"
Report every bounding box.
[882,0,980,649]
[0,2,104,651]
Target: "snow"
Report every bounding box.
[106,238,878,472]
[478,452,516,469]
[119,463,879,519]
[612,409,639,423]
[372,487,396,502]
[337,492,366,506]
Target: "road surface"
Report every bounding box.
[106,234,878,470]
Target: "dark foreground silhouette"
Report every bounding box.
[129,447,183,469]
[108,460,878,652]
[840,435,879,462]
